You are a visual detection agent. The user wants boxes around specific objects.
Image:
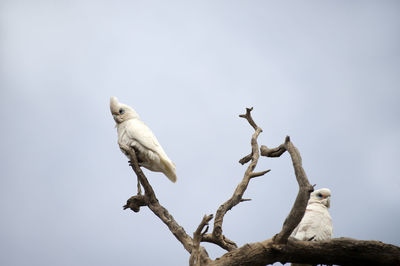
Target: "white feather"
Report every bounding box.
[110,97,177,183]
[291,188,333,241]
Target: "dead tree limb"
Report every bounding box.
[208,237,400,266]
[120,145,210,264]
[260,136,314,244]
[202,107,270,252]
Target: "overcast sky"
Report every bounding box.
[1,1,399,265]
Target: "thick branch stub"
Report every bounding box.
[123,195,148,212]
[239,153,252,165]
[260,142,287,157]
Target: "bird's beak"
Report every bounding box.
[112,114,119,124]
[326,197,331,208]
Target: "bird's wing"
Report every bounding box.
[125,119,162,151]
[292,204,332,241]
[314,210,333,241]
[124,119,173,162]
[292,210,317,241]
[124,119,177,182]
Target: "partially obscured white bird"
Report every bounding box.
[291,188,332,266]
[110,96,177,183]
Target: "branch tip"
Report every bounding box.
[239,107,258,130]
[250,169,271,178]
[240,198,252,202]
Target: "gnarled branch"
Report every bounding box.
[208,237,400,266]
[120,145,202,257]
[190,215,213,266]
[202,108,270,252]
[116,108,400,266]
[260,136,314,244]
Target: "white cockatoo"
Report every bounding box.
[110,96,177,183]
[291,188,333,241]
[291,188,332,266]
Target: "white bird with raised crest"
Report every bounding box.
[291,188,333,241]
[110,96,177,183]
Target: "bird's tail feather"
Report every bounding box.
[161,158,177,183]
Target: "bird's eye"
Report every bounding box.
[119,108,125,115]
[317,193,323,198]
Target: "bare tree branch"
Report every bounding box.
[123,194,147,212]
[250,169,271,178]
[116,108,400,266]
[238,153,253,165]
[260,136,314,244]
[190,215,214,266]
[120,145,200,256]
[238,107,258,130]
[260,143,286,157]
[207,238,400,266]
[202,107,269,252]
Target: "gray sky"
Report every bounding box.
[1,1,399,265]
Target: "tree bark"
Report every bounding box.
[208,238,400,266]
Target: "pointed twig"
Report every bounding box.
[240,198,252,202]
[250,169,271,178]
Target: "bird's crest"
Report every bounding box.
[110,96,140,124]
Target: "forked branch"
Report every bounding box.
[190,215,214,266]
[120,145,207,260]
[202,108,270,251]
